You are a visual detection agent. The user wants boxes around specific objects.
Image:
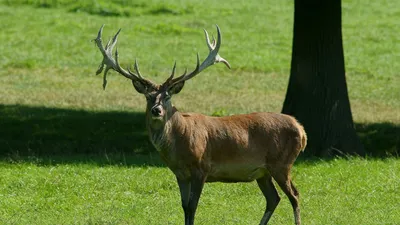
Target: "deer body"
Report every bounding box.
[148,110,306,184]
[93,25,306,225]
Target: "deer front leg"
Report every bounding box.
[177,170,206,225]
[177,177,191,225]
[187,170,206,225]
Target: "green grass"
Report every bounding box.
[0,0,398,155]
[0,157,399,224]
[0,0,399,224]
[0,0,398,120]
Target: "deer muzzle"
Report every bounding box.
[150,105,163,117]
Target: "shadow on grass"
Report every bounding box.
[0,104,398,166]
[355,122,399,157]
[0,104,164,167]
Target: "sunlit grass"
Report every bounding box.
[0,1,399,224]
[0,1,398,123]
[0,157,399,224]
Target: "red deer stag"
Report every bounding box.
[93,24,307,225]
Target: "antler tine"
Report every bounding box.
[96,25,105,51]
[210,25,230,69]
[182,68,188,76]
[168,25,230,86]
[93,24,156,89]
[171,61,177,78]
[204,29,214,51]
[95,24,106,75]
[126,58,144,79]
[109,28,121,51]
[115,48,136,80]
[169,54,200,85]
[165,61,177,84]
[134,59,143,78]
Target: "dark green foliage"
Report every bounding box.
[2,0,192,17]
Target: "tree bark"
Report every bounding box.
[282,0,364,157]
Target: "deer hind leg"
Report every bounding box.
[256,174,281,225]
[271,171,301,225]
[290,180,299,199]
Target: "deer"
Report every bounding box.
[93,24,307,225]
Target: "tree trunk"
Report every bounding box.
[282,0,364,157]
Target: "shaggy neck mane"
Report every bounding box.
[146,106,181,152]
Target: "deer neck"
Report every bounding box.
[146,106,180,152]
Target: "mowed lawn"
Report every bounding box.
[1,158,399,225]
[0,0,399,224]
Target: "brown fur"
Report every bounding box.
[148,110,306,183]
[145,101,306,225]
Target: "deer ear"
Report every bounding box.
[132,81,147,94]
[168,81,185,95]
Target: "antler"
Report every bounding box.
[164,25,231,87]
[93,24,157,89]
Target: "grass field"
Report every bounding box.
[1,158,399,224]
[0,0,399,224]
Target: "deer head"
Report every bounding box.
[93,25,230,124]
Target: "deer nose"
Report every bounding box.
[151,106,162,117]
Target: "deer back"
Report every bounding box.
[160,112,306,177]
